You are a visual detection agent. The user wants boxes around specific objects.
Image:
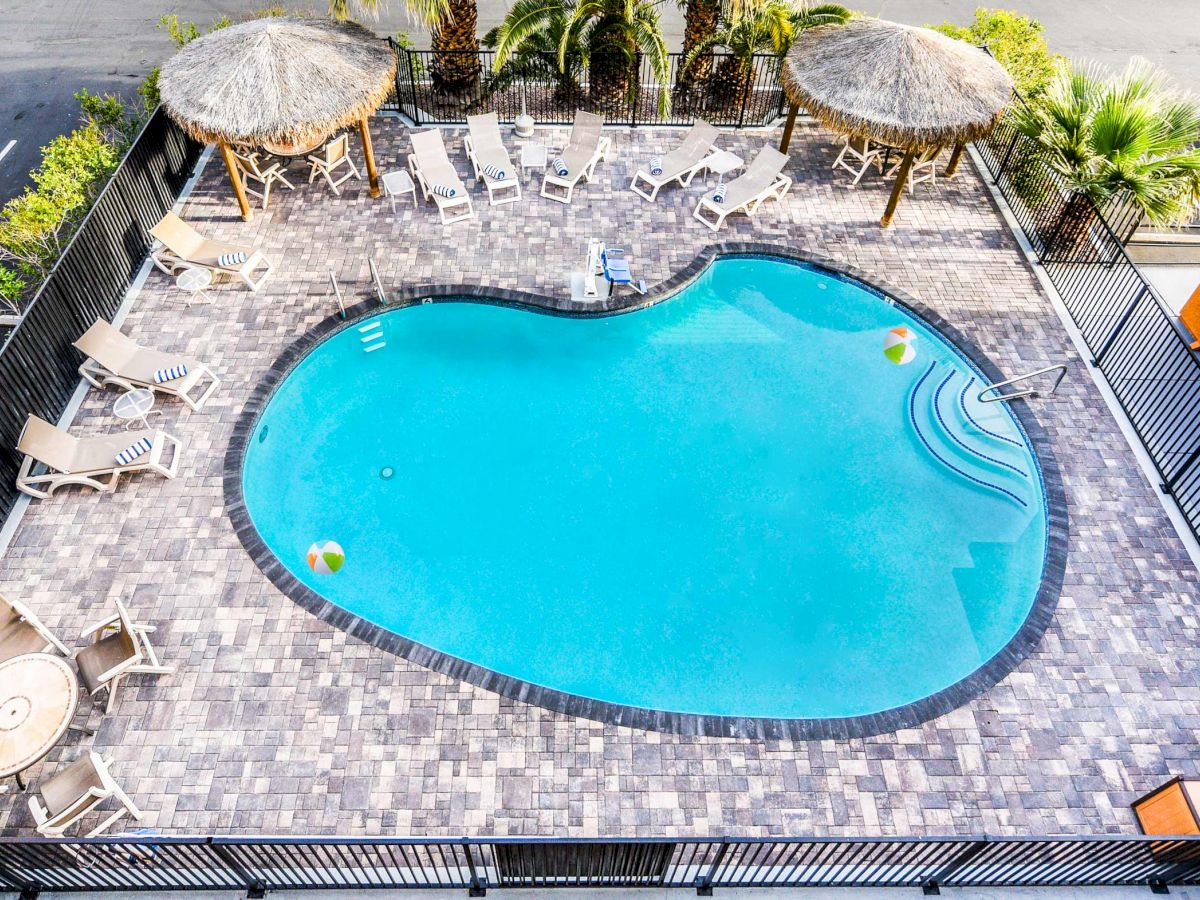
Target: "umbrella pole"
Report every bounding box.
[779,103,800,154]
[218,140,252,222]
[880,149,916,228]
[359,117,381,198]
[945,142,965,177]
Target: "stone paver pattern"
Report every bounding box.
[1,120,1198,837]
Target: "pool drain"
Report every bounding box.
[380,466,394,479]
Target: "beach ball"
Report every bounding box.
[883,326,917,365]
[306,540,345,574]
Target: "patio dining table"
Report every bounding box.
[0,653,79,791]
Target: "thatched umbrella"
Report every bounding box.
[779,18,1013,226]
[159,17,397,220]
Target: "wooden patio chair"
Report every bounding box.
[307,134,361,196]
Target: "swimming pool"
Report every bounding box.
[237,254,1056,735]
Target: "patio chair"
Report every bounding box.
[407,130,475,225]
[886,146,942,194]
[833,136,884,185]
[629,120,720,202]
[693,146,792,232]
[541,110,611,205]
[307,133,361,196]
[15,415,182,500]
[75,598,173,715]
[149,212,274,292]
[464,113,522,206]
[599,246,646,297]
[74,319,220,412]
[28,752,143,837]
[233,149,294,210]
[1,594,70,662]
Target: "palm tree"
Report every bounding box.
[431,1,483,98]
[328,0,448,22]
[1013,58,1200,255]
[678,0,720,93]
[682,1,848,109]
[490,0,671,116]
[482,13,586,110]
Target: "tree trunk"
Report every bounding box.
[432,0,482,101]
[588,34,636,114]
[1043,191,1099,262]
[676,0,719,102]
[707,55,751,110]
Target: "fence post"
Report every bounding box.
[995,129,1020,181]
[1091,285,1148,366]
[408,50,423,126]
[695,838,730,896]
[208,839,266,898]
[918,839,990,894]
[463,838,486,897]
[735,63,754,130]
[1165,446,1200,496]
[630,53,642,128]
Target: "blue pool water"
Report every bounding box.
[242,257,1048,721]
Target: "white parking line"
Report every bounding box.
[0,140,16,164]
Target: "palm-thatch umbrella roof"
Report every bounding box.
[781,18,1013,150]
[158,17,396,219]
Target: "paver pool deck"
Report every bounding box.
[1,120,1198,837]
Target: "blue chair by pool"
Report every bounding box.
[601,248,646,297]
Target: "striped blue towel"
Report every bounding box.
[115,437,153,466]
[712,183,727,204]
[552,157,568,177]
[431,183,457,198]
[217,251,247,268]
[649,156,663,176]
[482,163,506,180]
[153,364,188,383]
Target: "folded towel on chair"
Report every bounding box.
[217,251,248,268]
[649,156,663,176]
[115,437,153,466]
[712,183,727,204]
[482,163,506,180]
[552,157,568,177]
[153,365,189,384]
[431,183,457,198]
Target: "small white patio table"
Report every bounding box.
[382,170,417,213]
[113,388,157,430]
[0,653,79,792]
[700,150,743,186]
[175,266,213,306]
[520,143,548,183]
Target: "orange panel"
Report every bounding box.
[1134,782,1200,836]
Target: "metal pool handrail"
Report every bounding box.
[978,364,1068,403]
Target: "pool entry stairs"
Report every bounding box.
[359,320,386,353]
[907,360,1034,508]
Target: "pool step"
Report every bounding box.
[907,361,1031,508]
[358,321,386,352]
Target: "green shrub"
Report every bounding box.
[931,8,1063,101]
[0,266,24,313]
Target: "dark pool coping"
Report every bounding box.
[223,242,1068,741]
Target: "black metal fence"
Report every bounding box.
[0,108,203,524]
[387,44,789,127]
[975,106,1200,543]
[4,835,1200,894]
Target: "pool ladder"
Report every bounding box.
[327,255,389,320]
[978,364,1068,402]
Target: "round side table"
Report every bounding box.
[113,387,157,430]
[176,266,214,306]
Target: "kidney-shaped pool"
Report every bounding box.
[238,255,1055,734]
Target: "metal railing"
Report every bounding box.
[978,364,1068,402]
[0,108,203,525]
[3,835,1200,894]
[386,44,790,127]
[975,104,1200,542]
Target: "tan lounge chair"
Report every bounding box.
[693,146,792,232]
[465,113,521,206]
[74,319,219,411]
[233,149,294,210]
[541,110,611,204]
[15,415,182,500]
[407,130,475,225]
[28,752,143,837]
[149,212,274,292]
[0,594,70,662]
[630,120,720,202]
[76,599,173,714]
[307,133,361,195]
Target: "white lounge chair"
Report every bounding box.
[541,110,611,205]
[28,752,143,838]
[15,415,182,500]
[407,130,475,225]
[630,120,720,202]
[74,319,219,411]
[76,599,174,714]
[465,113,521,206]
[149,212,274,292]
[307,133,361,196]
[1,594,70,662]
[693,146,792,232]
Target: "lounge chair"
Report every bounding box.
[307,133,361,196]
[629,120,720,202]
[1,594,70,662]
[233,149,294,210]
[1179,282,1200,350]
[465,113,521,206]
[74,319,220,412]
[149,212,274,292]
[76,599,173,714]
[15,415,182,500]
[407,130,475,225]
[693,146,792,232]
[541,110,611,205]
[28,752,143,837]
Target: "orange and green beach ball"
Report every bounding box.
[883,326,917,365]
[306,540,345,574]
